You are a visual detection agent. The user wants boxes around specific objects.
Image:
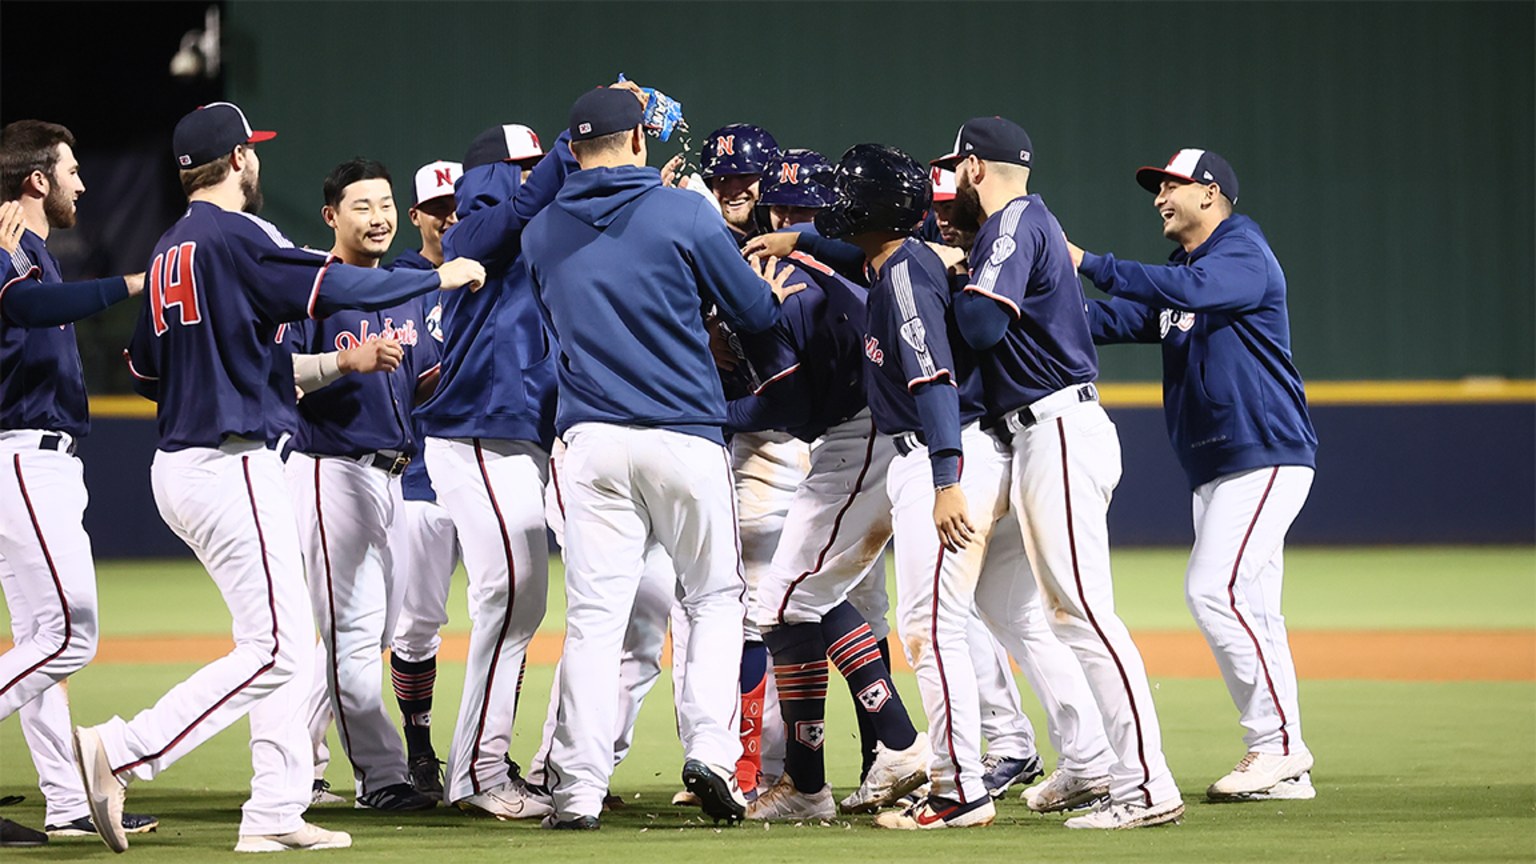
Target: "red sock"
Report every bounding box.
[737,676,766,794]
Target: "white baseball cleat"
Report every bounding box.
[1063,797,1184,830]
[454,780,554,820]
[1020,768,1110,813]
[310,779,346,806]
[873,795,995,830]
[1207,751,1316,801]
[234,822,352,852]
[745,775,835,822]
[670,790,700,807]
[72,726,128,853]
[838,736,930,814]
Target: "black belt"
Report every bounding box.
[995,384,1099,445]
[891,431,925,456]
[39,433,75,456]
[363,451,411,477]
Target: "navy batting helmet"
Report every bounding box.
[700,124,779,180]
[758,149,835,209]
[815,144,932,239]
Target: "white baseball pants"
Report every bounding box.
[547,423,744,819]
[888,423,1010,805]
[94,441,313,836]
[0,434,97,720]
[425,436,549,803]
[730,430,808,642]
[1188,465,1314,757]
[389,498,461,664]
[968,614,1034,761]
[286,453,409,794]
[974,507,1116,776]
[1010,400,1179,806]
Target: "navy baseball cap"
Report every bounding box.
[930,116,1033,170]
[463,124,545,172]
[172,102,275,169]
[568,88,643,142]
[1137,149,1239,205]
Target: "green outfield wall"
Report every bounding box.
[226,0,1533,383]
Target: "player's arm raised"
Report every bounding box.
[1077,237,1269,314]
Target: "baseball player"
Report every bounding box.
[813,144,1013,830]
[727,148,931,821]
[76,102,482,853]
[415,117,575,816]
[385,158,465,799]
[0,122,157,845]
[936,116,1182,829]
[1071,149,1319,801]
[522,87,802,829]
[691,122,803,797]
[278,158,436,812]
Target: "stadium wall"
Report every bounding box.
[82,387,1536,558]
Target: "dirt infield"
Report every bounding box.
[64,629,1536,682]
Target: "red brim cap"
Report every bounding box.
[248,130,278,144]
[930,150,962,170]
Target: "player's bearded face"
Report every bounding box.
[950,167,985,235]
[240,167,263,214]
[42,145,84,229]
[43,176,76,229]
[711,174,760,231]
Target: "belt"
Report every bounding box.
[360,450,411,477]
[1001,383,1099,438]
[39,433,76,456]
[891,431,925,457]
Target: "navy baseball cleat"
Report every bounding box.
[982,753,1043,799]
[355,783,437,811]
[46,812,159,837]
[0,816,48,847]
[546,815,600,830]
[680,759,746,825]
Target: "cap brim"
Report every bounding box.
[1136,166,1199,194]
[247,130,278,144]
[930,151,963,169]
[932,192,956,202]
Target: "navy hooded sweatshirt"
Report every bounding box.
[522,165,783,444]
[1082,213,1317,489]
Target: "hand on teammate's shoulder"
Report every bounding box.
[436,257,486,292]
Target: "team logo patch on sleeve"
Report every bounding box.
[795,720,826,750]
[863,335,884,366]
[1158,308,1196,339]
[856,680,891,713]
[988,234,1017,267]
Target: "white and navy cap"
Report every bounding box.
[462,124,545,171]
[172,101,276,168]
[930,165,956,202]
[930,116,1033,170]
[412,160,462,207]
[1136,149,1239,205]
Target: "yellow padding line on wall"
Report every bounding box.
[85,379,1536,419]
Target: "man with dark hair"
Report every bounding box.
[76,102,481,853]
[0,120,155,847]
[278,158,437,813]
[523,86,801,830]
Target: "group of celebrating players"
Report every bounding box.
[0,76,1319,852]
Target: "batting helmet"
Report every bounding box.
[758,149,836,209]
[815,144,932,239]
[700,124,779,180]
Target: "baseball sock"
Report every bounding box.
[762,623,829,793]
[391,654,437,758]
[737,641,767,794]
[823,601,917,751]
[850,637,895,780]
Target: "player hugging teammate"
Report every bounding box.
[0,80,1319,852]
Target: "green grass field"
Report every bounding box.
[2,548,1534,861]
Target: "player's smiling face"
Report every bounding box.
[409,196,457,253]
[1154,178,1213,243]
[709,173,760,231]
[43,143,85,229]
[327,178,397,265]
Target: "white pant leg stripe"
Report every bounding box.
[1224,466,1292,755]
[467,438,521,795]
[0,454,72,697]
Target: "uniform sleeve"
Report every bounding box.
[234,236,442,324]
[963,204,1044,320]
[795,232,868,286]
[690,200,781,334]
[726,280,814,434]
[123,297,160,402]
[0,274,131,328]
[1087,296,1160,345]
[1079,239,1268,314]
[444,131,577,274]
[888,256,964,485]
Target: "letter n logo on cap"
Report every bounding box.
[718,135,735,156]
[435,168,453,188]
[778,163,800,185]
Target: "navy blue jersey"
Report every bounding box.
[0,231,91,436]
[863,239,983,484]
[125,201,442,451]
[1083,213,1317,489]
[523,166,781,445]
[390,249,444,501]
[728,252,868,442]
[417,134,575,447]
[957,195,1098,419]
[278,298,425,458]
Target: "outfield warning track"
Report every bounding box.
[49,629,1536,682]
